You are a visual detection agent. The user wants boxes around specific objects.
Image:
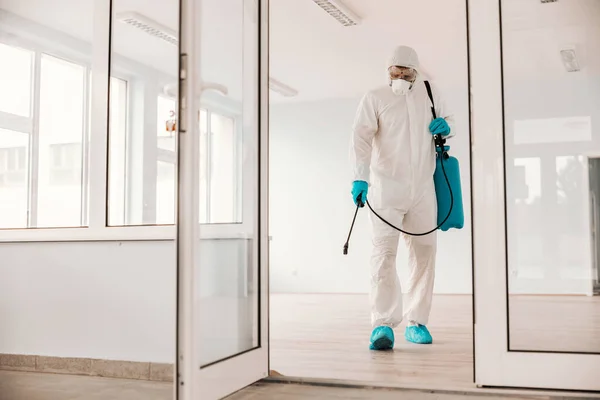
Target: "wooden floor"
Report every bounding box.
[270,294,600,390]
[509,295,600,353]
[270,294,473,390]
[2,371,592,400]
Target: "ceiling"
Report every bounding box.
[0,0,598,103]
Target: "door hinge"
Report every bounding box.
[179,53,188,133]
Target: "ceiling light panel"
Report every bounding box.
[312,0,361,27]
[116,12,178,46]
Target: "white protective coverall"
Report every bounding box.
[351,46,455,328]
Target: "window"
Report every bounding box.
[37,54,86,228]
[0,45,89,228]
[198,108,241,224]
[205,111,239,224]
[157,96,177,152]
[0,39,133,230]
[199,109,208,224]
[49,143,82,185]
[107,77,129,226]
[0,129,29,229]
[108,91,241,226]
[0,43,33,229]
[156,160,176,225]
[0,43,33,118]
[155,96,178,225]
[107,0,180,228]
[0,8,190,238]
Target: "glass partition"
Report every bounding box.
[502,0,600,353]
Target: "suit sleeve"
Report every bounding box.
[350,92,379,183]
[432,83,456,139]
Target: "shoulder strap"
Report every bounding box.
[424,80,437,119]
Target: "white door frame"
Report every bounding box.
[175,0,270,398]
[470,0,600,391]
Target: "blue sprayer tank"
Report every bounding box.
[434,145,464,231]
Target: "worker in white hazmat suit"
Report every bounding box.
[350,45,455,350]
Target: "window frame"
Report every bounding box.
[0,11,244,242]
[0,11,174,241]
[0,36,94,229]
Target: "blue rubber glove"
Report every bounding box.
[351,180,368,207]
[429,117,450,136]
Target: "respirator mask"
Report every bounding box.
[391,79,412,95]
[389,66,416,96]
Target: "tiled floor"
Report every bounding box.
[0,370,171,400]
[0,371,592,400]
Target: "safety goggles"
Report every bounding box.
[388,66,417,82]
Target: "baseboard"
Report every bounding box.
[0,354,173,382]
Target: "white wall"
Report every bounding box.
[0,241,176,363]
[269,85,473,295]
[0,237,254,363]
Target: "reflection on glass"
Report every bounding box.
[156,160,176,225]
[209,112,237,224]
[588,158,600,297]
[509,158,542,280]
[199,109,208,223]
[197,0,259,366]
[513,116,592,145]
[107,0,179,226]
[197,109,241,224]
[157,96,177,152]
[0,129,29,228]
[514,158,541,205]
[503,0,600,353]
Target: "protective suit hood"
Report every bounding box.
[387,46,422,90]
[387,45,420,73]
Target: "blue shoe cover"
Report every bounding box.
[405,324,433,344]
[369,326,394,350]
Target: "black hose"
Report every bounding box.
[365,147,454,236]
[343,135,454,254]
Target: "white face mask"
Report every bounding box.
[391,79,412,96]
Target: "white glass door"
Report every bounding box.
[471,0,600,391]
[176,0,269,398]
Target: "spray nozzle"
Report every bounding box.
[357,193,365,208]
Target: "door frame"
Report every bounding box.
[470,0,600,392]
[175,0,270,398]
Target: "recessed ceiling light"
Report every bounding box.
[269,78,298,97]
[116,12,178,46]
[312,0,361,27]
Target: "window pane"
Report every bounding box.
[157,96,177,151]
[36,55,86,228]
[199,109,208,223]
[108,0,179,226]
[0,43,33,118]
[107,77,129,226]
[503,0,600,353]
[156,160,176,224]
[209,112,238,224]
[0,128,29,228]
[197,0,259,366]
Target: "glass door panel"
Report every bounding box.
[176,0,268,398]
[471,0,600,391]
